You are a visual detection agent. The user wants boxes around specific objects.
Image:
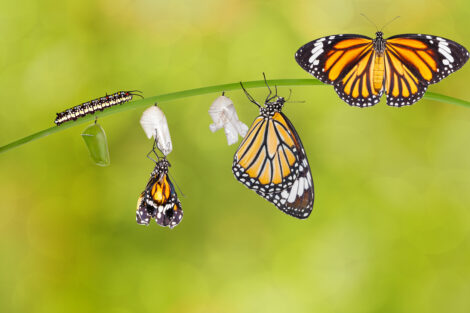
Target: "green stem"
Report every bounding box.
[0,78,469,154]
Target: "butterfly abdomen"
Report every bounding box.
[151,175,171,205]
[373,54,385,92]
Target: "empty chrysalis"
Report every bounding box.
[81,121,110,166]
[208,93,248,145]
[140,104,172,156]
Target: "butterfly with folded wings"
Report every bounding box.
[136,140,183,229]
[232,77,314,219]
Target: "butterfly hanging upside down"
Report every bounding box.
[232,77,314,219]
[295,31,469,107]
[136,148,183,228]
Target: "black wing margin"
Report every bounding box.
[257,113,314,219]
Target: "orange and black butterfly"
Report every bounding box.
[232,78,314,219]
[295,32,469,107]
[136,157,183,228]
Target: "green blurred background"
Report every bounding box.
[2,0,470,312]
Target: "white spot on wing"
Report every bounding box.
[309,46,324,64]
[287,180,299,203]
[439,47,454,63]
[297,178,304,197]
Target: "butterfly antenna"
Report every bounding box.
[240,82,260,108]
[380,16,400,32]
[286,89,292,101]
[285,100,306,104]
[168,172,186,198]
[262,72,273,102]
[284,89,305,103]
[360,13,379,32]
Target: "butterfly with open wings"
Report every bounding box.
[295,31,469,107]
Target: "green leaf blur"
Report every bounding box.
[1,1,470,313]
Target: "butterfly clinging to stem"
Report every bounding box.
[295,16,469,107]
[136,139,183,228]
[232,75,314,219]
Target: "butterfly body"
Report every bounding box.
[232,93,314,219]
[136,159,183,228]
[295,32,469,107]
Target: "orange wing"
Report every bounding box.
[333,47,383,107]
[384,34,469,106]
[233,112,301,194]
[296,34,383,107]
[136,160,183,228]
[297,33,469,107]
[259,112,314,219]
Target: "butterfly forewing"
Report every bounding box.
[233,112,301,194]
[295,34,374,84]
[386,34,469,83]
[295,34,385,107]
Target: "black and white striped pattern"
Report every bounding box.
[55,90,142,125]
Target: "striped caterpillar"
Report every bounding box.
[55,90,143,125]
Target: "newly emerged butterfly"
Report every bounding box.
[136,158,183,228]
[136,140,182,228]
[232,76,314,219]
[295,31,469,107]
[55,90,143,125]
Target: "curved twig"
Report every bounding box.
[0,79,469,154]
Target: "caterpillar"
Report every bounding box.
[54,90,143,126]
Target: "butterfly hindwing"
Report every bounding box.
[256,112,314,219]
[334,48,384,107]
[383,46,428,107]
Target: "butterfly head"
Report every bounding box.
[375,31,384,39]
[261,97,285,117]
[151,158,171,177]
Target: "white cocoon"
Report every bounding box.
[140,106,173,156]
[208,95,248,145]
